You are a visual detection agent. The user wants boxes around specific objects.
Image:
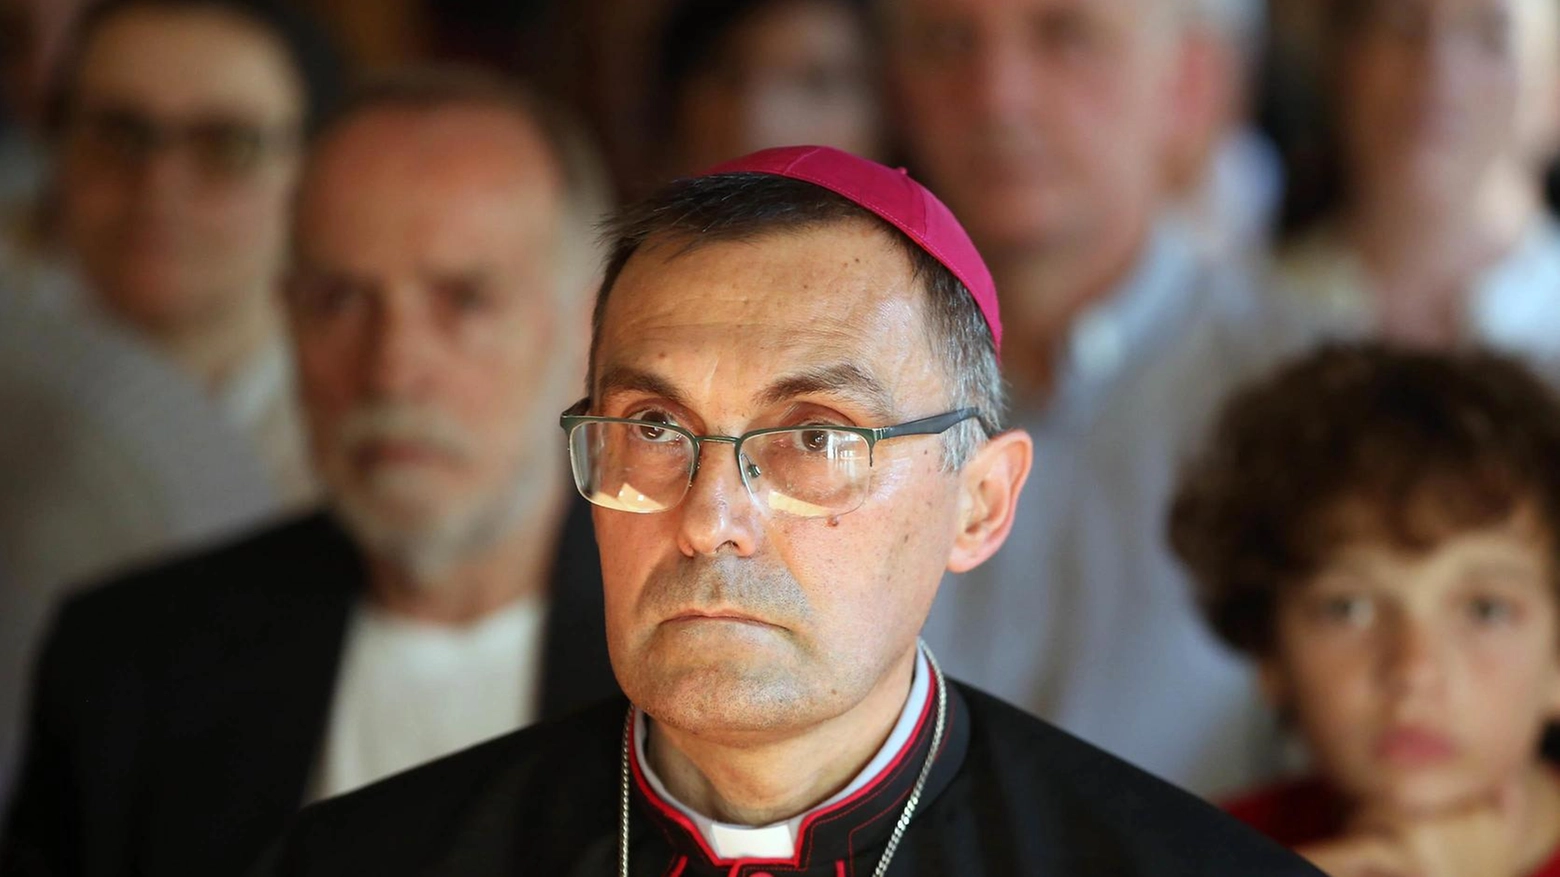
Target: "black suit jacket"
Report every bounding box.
[250,682,1323,877]
[0,500,618,877]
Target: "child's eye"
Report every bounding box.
[1466,596,1516,626]
[1317,595,1375,627]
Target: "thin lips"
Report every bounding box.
[667,608,775,626]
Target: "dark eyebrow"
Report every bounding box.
[758,363,897,422]
[595,365,692,409]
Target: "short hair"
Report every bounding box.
[658,0,873,96]
[306,65,614,303]
[1169,342,1560,657]
[46,0,344,137]
[590,172,1006,470]
[652,0,877,162]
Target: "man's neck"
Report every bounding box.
[1349,164,1540,346]
[989,217,1153,404]
[365,477,568,626]
[646,647,919,827]
[144,285,282,394]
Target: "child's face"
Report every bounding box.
[1265,508,1560,816]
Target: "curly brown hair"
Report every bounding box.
[1169,342,1560,658]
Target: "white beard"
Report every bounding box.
[330,458,550,583]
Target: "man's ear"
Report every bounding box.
[947,429,1033,574]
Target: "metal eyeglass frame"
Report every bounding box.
[558,399,982,515]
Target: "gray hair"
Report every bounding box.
[591,173,1007,471]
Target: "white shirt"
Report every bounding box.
[1276,215,1560,363]
[309,595,548,801]
[214,339,318,513]
[635,647,932,860]
[923,220,1321,798]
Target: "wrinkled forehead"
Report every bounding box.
[294,106,565,253]
[591,222,946,420]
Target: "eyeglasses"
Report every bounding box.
[63,106,300,184]
[560,400,980,519]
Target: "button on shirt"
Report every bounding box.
[923,220,1322,798]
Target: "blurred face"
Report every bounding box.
[56,6,303,337]
[1512,0,1560,168]
[1,0,88,125]
[590,222,965,737]
[1265,509,1560,817]
[1338,0,1535,205]
[673,0,883,172]
[289,107,576,577]
[889,0,1183,256]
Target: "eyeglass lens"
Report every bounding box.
[567,421,871,518]
[69,106,291,180]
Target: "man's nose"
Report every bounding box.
[967,40,1041,122]
[126,144,200,203]
[675,439,763,559]
[363,295,434,399]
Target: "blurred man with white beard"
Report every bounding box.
[1,68,620,877]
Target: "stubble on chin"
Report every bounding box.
[617,554,833,734]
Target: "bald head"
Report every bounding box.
[296,103,565,289]
[295,68,610,301]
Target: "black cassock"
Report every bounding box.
[253,676,1322,877]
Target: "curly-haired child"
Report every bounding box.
[1170,343,1560,877]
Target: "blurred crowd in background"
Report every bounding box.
[5,0,1560,872]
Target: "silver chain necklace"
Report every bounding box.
[618,646,948,877]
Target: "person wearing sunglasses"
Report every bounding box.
[250,146,1319,877]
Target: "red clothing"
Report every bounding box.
[1224,777,1560,877]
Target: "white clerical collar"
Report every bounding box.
[633,645,932,860]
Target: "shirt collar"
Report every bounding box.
[1467,215,1560,359]
[630,645,940,866]
[214,339,292,430]
[1049,218,1202,425]
[1283,215,1560,359]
